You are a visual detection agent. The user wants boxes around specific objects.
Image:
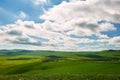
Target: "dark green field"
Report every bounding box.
[0,50,120,80]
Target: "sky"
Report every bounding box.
[0,0,120,51]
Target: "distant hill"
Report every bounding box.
[0,49,120,56]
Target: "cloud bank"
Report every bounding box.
[0,0,120,51]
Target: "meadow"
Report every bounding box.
[0,50,120,80]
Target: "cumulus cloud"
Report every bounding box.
[0,0,120,51]
[40,0,119,38]
[12,37,42,46]
[109,36,120,44]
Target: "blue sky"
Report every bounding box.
[0,0,69,25]
[0,0,120,51]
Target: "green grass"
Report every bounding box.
[0,50,120,80]
[0,74,120,80]
[1,61,120,75]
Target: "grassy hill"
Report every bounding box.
[0,50,120,80]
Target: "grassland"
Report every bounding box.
[0,50,120,80]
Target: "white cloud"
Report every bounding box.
[109,36,120,44]
[18,11,27,19]
[0,0,120,51]
[33,0,46,5]
[40,0,118,38]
